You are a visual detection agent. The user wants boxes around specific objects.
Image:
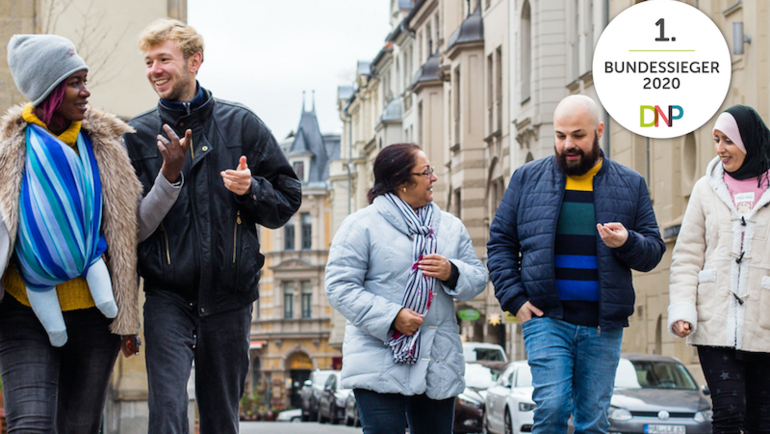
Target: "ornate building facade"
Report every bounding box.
[251,94,342,408]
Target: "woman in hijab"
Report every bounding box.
[325,143,488,434]
[669,105,770,433]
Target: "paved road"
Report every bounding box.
[240,421,363,434]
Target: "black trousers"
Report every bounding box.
[144,289,252,434]
[353,388,455,434]
[0,295,120,434]
[698,345,770,434]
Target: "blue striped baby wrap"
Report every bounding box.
[15,124,106,291]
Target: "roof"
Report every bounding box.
[358,61,372,76]
[337,85,355,102]
[621,353,681,363]
[411,50,441,88]
[447,1,484,51]
[380,98,403,123]
[372,42,394,68]
[288,93,332,184]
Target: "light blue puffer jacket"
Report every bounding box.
[325,196,488,399]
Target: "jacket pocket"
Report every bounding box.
[696,269,716,322]
[759,276,770,329]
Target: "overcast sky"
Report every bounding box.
[187,0,392,141]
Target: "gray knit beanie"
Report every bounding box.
[7,34,89,107]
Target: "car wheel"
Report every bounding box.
[330,404,338,424]
[318,406,327,424]
[504,409,513,434]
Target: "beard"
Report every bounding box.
[555,133,601,176]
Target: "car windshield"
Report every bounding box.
[465,364,499,389]
[464,347,506,362]
[515,365,533,388]
[313,372,334,387]
[615,359,698,390]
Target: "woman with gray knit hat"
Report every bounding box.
[0,34,141,432]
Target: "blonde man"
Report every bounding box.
[124,19,301,434]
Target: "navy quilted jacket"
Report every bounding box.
[487,154,665,330]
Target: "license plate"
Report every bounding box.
[645,425,686,434]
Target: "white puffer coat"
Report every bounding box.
[669,156,770,352]
[325,196,488,399]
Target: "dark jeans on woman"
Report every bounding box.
[698,345,770,434]
[353,388,455,434]
[144,289,251,434]
[0,295,121,434]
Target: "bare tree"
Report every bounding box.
[39,0,130,89]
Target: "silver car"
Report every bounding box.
[607,354,712,434]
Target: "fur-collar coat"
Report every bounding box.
[669,156,770,353]
[0,105,142,335]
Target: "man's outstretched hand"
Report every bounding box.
[220,156,252,196]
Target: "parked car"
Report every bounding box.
[462,342,508,363]
[454,361,508,434]
[606,354,712,433]
[318,371,353,424]
[483,360,534,434]
[300,369,336,422]
[484,354,712,434]
[276,408,302,423]
[344,392,361,427]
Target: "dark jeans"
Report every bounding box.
[0,295,120,434]
[698,345,770,434]
[144,290,251,434]
[353,389,455,434]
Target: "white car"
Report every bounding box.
[276,408,302,422]
[483,361,534,434]
[463,342,508,363]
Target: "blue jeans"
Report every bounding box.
[144,290,251,434]
[353,389,455,434]
[522,317,622,434]
[0,295,120,433]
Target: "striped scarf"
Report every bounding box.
[15,124,106,292]
[385,193,437,365]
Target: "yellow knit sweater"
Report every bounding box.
[1,105,95,311]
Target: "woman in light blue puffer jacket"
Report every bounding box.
[325,143,488,434]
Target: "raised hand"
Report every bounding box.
[597,222,629,248]
[158,124,191,183]
[220,155,252,196]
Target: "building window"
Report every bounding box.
[454,189,462,218]
[427,23,433,56]
[301,281,312,319]
[301,213,312,250]
[521,0,532,103]
[283,282,294,319]
[418,101,423,146]
[435,12,440,44]
[454,67,461,146]
[255,298,260,319]
[293,161,304,181]
[487,53,494,134]
[284,220,295,250]
[496,46,503,132]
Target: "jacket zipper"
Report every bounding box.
[160,223,171,265]
[233,210,241,263]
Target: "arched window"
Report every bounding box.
[520,0,532,103]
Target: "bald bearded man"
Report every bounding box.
[487,95,665,433]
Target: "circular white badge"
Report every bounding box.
[593,0,731,139]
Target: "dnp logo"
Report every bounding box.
[640,105,684,128]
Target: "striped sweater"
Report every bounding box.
[555,160,602,326]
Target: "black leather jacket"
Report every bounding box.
[125,87,301,316]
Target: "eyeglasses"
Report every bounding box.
[412,166,435,177]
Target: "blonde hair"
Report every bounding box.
[138,19,204,61]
